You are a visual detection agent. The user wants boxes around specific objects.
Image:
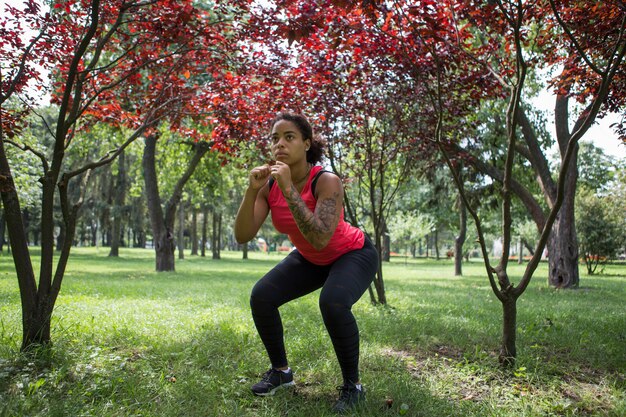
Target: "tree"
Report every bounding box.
[0,0,243,349]
[142,132,210,271]
[436,0,626,363]
[387,209,434,257]
[576,187,625,274]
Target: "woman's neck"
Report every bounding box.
[291,161,311,186]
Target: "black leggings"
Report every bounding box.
[250,237,378,384]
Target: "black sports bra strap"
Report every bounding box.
[311,169,330,197]
[268,169,331,196]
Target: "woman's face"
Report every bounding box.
[270,120,310,164]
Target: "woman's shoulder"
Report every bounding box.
[312,168,341,197]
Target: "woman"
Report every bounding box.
[234,112,378,414]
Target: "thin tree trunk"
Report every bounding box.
[143,134,175,271]
[371,232,386,304]
[0,140,38,348]
[500,297,517,367]
[212,209,221,260]
[382,214,390,262]
[109,150,126,257]
[454,198,467,276]
[201,205,208,257]
[178,201,185,260]
[0,211,5,252]
[191,205,198,255]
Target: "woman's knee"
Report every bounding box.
[319,290,351,317]
[250,279,276,311]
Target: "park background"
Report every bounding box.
[1,0,625,416]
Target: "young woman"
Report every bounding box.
[234,112,378,413]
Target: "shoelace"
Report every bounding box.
[261,369,277,382]
[336,384,356,400]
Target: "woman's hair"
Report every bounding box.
[270,112,326,164]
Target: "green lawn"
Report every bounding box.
[0,248,625,416]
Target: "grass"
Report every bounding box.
[0,248,625,416]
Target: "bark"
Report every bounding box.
[382,214,390,262]
[211,209,221,259]
[499,297,517,367]
[371,232,387,304]
[0,212,5,252]
[201,205,208,257]
[0,141,38,348]
[547,93,581,288]
[109,150,126,257]
[546,168,580,287]
[454,197,467,276]
[143,134,175,271]
[178,201,185,260]
[191,205,198,255]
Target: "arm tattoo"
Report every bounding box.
[284,184,339,250]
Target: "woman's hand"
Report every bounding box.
[269,161,292,191]
[248,164,272,190]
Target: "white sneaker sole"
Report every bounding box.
[252,381,296,397]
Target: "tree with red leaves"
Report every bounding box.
[0,0,253,349]
[254,0,626,365]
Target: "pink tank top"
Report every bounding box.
[268,165,365,265]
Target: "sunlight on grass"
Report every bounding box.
[1,249,625,416]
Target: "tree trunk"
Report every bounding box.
[499,297,517,367]
[242,241,248,259]
[547,195,580,287]
[0,212,5,252]
[454,198,467,276]
[178,201,185,260]
[191,205,198,255]
[0,143,39,348]
[547,106,580,288]
[154,232,176,271]
[212,209,221,260]
[201,205,208,257]
[371,232,387,304]
[434,229,440,260]
[143,134,176,271]
[109,150,126,257]
[143,134,209,271]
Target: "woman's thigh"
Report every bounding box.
[251,250,330,307]
[320,238,378,306]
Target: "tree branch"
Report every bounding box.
[3,139,49,173]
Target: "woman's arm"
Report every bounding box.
[283,173,343,250]
[234,165,271,244]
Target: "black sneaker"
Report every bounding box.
[251,368,295,396]
[332,382,365,414]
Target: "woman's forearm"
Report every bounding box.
[234,187,261,243]
[283,184,338,250]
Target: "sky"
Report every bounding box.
[531,90,625,160]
